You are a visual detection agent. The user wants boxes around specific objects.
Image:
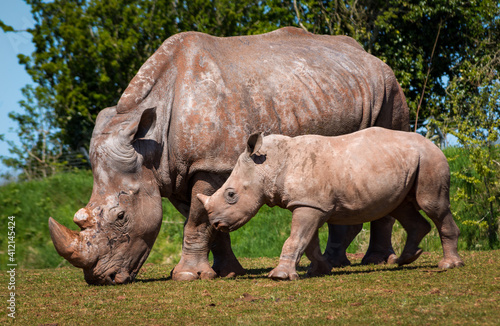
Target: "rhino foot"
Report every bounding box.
[306,260,332,277]
[396,248,423,266]
[268,267,299,281]
[171,261,217,281]
[323,252,351,268]
[438,257,465,269]
[212,260,246,278]
[362,251,398,265]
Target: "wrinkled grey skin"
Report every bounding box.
[198,128,464,280]
[49,27,409,284]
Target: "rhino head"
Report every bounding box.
[197,133,270,232]
[49,106,164,285]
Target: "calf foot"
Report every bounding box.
[396,248,423,266]
[268,265,299,281]
[438,257,465,269]
[171,258,217,281]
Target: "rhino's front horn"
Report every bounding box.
[48,217,94,268]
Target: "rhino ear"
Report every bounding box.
[133,107,157,140]
[246,132,264,156]
[121,107,157,141]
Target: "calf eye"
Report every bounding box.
[117,212,125,220]
[224,188,239,205]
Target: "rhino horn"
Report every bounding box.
[197,194,211,211]
[48,217,93,268]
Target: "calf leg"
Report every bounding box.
[305,229,332,277]
[415,162,464,269]
[269,207,326,280]
[419,205,464,269]
[390,202,431,266]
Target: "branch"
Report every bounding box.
[293,0,308,32]
[414,19,443,132]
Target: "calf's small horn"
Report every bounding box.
[196,194,211,210]
[48,217,93,268]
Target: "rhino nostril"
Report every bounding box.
[108,272,117,284]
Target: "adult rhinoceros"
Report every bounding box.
[49,27,409,284]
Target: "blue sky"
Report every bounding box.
[0,0,34,175]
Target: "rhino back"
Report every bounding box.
[272,129,427,221]
[170,31,401,164]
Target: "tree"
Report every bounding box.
[437,36,500,249]
[288,0,500,125]
[2,0,499,181]
[1,0,279,178]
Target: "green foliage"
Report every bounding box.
[0,169,93,269]
[290,0,500,122]
[2,1,499,180]
[436,27,500,248]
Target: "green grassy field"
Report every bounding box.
[1,251,499,325]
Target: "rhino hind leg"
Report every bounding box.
[419,204,464,269]
[414,162,464,269]
[361,216,398,265]
[390,202,431,266]
[323,224,362,267]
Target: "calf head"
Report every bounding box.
[197,133,268,232]
[49,106,163,285]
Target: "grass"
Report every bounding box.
[1,250,499,325]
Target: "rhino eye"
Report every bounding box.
[117,212,125,220]
[224,188,238,205]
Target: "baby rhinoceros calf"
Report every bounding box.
[197,127,464,280]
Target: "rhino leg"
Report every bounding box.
[172,172,244,281]
[269,207,326,281]
[418,202,464,269]
[305,229,332,277]
[211,230,246,277]
[390,202,431,266]
[324,224,363,267]
[361,216,398,265]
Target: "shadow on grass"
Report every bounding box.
[133,263,440,283]
[242,263,440,280]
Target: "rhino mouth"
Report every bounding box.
[212,220,231,233]
[84,247,150,285]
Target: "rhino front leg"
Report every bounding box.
[172,172,245,281]
[269,207,326,281]
[211,230,246,277]
[305,229,333,277]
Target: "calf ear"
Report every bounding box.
[246,133,263,156]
